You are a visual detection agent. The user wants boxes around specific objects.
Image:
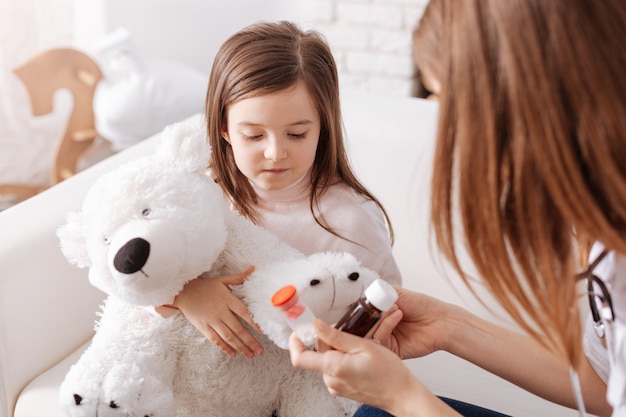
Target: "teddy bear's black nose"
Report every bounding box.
[348,272,359,281]
[114,237,151,274]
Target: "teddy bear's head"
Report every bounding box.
[235,251,380,348]
[57,117,228,306]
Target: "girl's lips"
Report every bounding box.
[264,168,287,174]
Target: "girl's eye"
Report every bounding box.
[242,133,263,141]
[288,132,307,139]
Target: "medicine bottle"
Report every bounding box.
[271,285,318,346]
[334,279,398,337]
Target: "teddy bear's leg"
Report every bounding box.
[59,300,180,417]
[60,346,178,417]
[59,339,115,417]
[60,347,178,417]
[173,337,281,417]
[275,368,361,417]
[100,360,177,417]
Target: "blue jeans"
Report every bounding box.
[353,397,511,417]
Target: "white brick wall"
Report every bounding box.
[303,0,429,96]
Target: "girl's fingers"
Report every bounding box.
[219,265,256,286]
[203,325,237,357]
[229,298,263,333]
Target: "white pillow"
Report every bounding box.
[94,60,207,150]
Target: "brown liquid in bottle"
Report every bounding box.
[334,279,398,337]
[334,298,382,337]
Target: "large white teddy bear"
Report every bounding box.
[57,116,378,417]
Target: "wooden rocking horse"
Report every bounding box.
[1,48,103,200]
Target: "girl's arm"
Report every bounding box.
[329,194,403,286]
[170,267,265,358]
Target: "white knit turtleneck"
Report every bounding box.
[247,175,402,286]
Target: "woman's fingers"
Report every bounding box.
[289,319,363,371]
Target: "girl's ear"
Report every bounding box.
[221,130,231,144]
[221,117,232,143]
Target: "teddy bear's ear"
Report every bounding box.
[154,116,211,172]
[56,211,91,268]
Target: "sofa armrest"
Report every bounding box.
[0,131,162,417]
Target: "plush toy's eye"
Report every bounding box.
[103,235,111,245]
[310,279,321,286]
[142,208,151,217]
[348,272,360,281]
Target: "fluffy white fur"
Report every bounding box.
[56,118,378,417]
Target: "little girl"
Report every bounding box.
[164,20,401,358]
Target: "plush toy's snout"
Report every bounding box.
[113,237,150,274]
[105,218,184,301]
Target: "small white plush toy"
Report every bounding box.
[57,116,379,417]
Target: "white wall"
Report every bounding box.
[76,0,426,94]
[305,0,428,96]
[96,0,305,74]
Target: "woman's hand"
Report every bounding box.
[371,288,612,415]
[288,319,460,416]
[172,266,263,358]
[371,287,457,359]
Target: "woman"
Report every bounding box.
[289,1,626,416]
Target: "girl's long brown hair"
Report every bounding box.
[414,0,626,365]
[205,21,393,243]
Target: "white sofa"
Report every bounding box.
[0,89,583,417]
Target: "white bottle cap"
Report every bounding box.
[364,279,398,312]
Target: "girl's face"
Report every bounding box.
[222,82,321,191]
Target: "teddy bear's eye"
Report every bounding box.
[142,208,151,217]
[348,272,360,281]
[309,279,321,286]
[103,235,111,245]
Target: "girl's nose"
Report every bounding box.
[264,138,287,161]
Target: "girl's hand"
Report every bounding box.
[172,266,263,358]
[288,319,460,416]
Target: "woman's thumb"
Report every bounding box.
[314,319,363,353]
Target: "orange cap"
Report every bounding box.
[271,285,297,307]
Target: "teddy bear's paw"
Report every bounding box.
[60,361,177,417]
[59,394,130,417]
[60,388,175,417]
[59,358,105,417]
